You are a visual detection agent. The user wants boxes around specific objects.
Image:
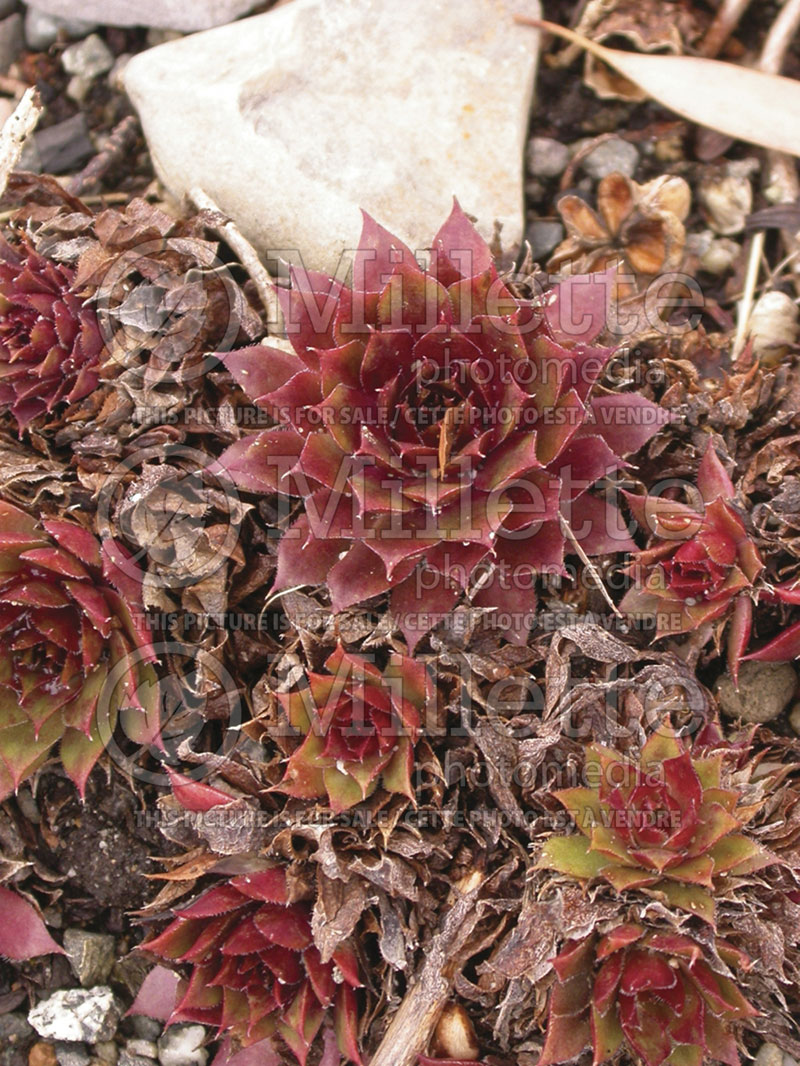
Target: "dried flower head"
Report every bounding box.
[621,442,763,680]
[538,727,773,923]
[541,926,757,1066]
[143,866,362,1065]
[0,233,103,431]
[549,174,690,278]
[214,202,667,647]
[0,498,156,798]
[276,643,428,812]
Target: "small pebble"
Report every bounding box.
[118,1056,154,1066]
[754,1045,784,1066]
[0,0,17,18]
[0,13,22,75]
[699,160,758,236]
[157,1027,207,1066]
[715,661,797,723]
[63,931,117,989]
[28,1047,56,1066]
[54,1044,89,1066]
[527,136,569,179]
[748,290,799,363]
[788,702,800,735]
[129,1020,161,1044]
[28,988,120,1045]
[108,52,131,93]
[90,1045,117,1066]
[580,137,638,180]
[124,1044,156,1061]
[525,219,563,262]
[24,6,97,49]
[61,33,112,78]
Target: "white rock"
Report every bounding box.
[124,0,542,274]
[749,290,799,361]
[23,0,262,32]
[157,1025,208,1066]
[61,33,113,78]
[28,988,120,1044]
[24,6,97,49]
[125,1039,158,1059]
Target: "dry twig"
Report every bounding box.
[189,186,283,332]
[67,116,139,196]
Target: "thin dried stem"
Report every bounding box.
[0,88,43,200]
[733,230,765,359]
[698,0,754,58]
[189,186,283,333]
[369,871,485,1066]
[559,514,624,620]
[758,0,800,75]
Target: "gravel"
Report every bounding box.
[715,661,798,723]
[580,137,639,180]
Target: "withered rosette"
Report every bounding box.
[213,202,668,648]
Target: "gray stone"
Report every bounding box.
[581,137,639,181]
[124,0,542,275]
[527,136,569,178]
[24,6,97,49]
[0,1014,34,1066]
[754,1045,784,1066]
[129,1018,162,1043]
[0,13,22,74]
[157,1026,207,1066]
[63,930,117,989]
[61,33,113,78]
[0,1,17,19]
[119,1055,156,1066]
[525,219,563,262]
[55,1042,91,1066]
[21,0,261,32]
[28,988,121,1045]
[91,1043,118,1065]
[790,702,800,735]
[124,1042,157,1061]
[715,660,797,724]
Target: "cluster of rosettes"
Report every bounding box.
[215,202,668,648]
[0,233,103,431]
[143,865,362,1065]
[621,442,763,679]
[541,925,757,1066]
[0,498,156,798]
[538,727,773,923]
[275,643,428,812]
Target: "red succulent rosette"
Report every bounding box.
[213,203,667,647]
[0,234,103,431]
[0,498,157,798]
[621,442,763,679]
[143,865,362,1065]
[538,728,773,923]
[275,643,428,812]
[541,925,757,1066]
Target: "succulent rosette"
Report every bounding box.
[0,499,157,798]
[213,202,668,646]
[541,925,757,1066]
[276,643,428,812]
[0,234,103,431]
[621,442,763,679]
[538,728,773,923]
[143,866,362,1064]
